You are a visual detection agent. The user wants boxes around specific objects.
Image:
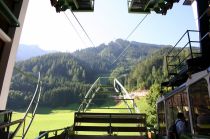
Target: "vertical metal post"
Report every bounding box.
[22,120,25,139]
[109,114,112,135]
[165,56,169,77]
[187,30,193,59]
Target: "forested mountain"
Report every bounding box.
[8,39,170,109]
[73,39,165,77]
[124,47,171,90]
[10,53,93,108]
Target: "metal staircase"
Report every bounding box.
[166,30,200,77]
[78,77,139,113]
[162,30,201,87]
[36,77,145,139]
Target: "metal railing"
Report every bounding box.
[8,70,42,139]
[35,126,72,139]
[77,77,100,112]
[78,77,139,113]
[78,77,116,112]
[166,30,201,77]
[114,79,140,113]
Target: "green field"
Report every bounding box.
[11,97,148,139]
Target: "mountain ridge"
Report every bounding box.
[8,39,171,108]
[16,44,56,61]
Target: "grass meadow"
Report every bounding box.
[11,97,149,139]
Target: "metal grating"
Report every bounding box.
[72,0,94,11]
[128,0,150,13]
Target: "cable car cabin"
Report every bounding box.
[157,67,210,138]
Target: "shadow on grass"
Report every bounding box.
[36,103,80,114]
[11,103,80,115]
[10,99,134,115]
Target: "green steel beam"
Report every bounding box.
[0,0,20,27]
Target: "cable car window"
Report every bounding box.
[165,89,191,132]
[157,101,166,135]
[189,78,210,135]
[166,96,175,128]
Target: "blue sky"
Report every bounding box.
[19,0,197,52]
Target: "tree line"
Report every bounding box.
[8,39,165,109]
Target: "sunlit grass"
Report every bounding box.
[11,97,148,139]
[11,109,74,139]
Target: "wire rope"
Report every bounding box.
[70,10,96,47]
[64,12,87,47]
[112,14,149,64]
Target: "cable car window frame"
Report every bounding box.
[157,100,167,136]
[161,84,192,134]
[188,78,210,136]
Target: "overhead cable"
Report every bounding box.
[70,10,96,47]
[125,14,149,40]
[64,12,87,47]
[112,14,149,65]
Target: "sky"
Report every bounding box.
[19,0,197,52]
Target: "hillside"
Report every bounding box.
[125,47,171,90]
[16,44,52,61]
[8,39,169,109]
[73,39,165,77]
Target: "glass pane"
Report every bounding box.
[182,92,191,133]
[157,102,166,135]
[166,89,191,133]
[189,79,210,135]
[166,97,175,129]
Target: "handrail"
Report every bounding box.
[114,79,140,113]
[167,42,190,64]
[78,77,115,112]
[172,53,191,73]
[9,72,42,139]
[167,30,199,55]
[78,77,139,113]
[0,110,13,115]
[0,119,23,129]
[77,77,100,112]
[166,30,200,77]
[22,81,42,138]
[35,126,72,139]
[167,40,200,64]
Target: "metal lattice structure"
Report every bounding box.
[78,77,139,113]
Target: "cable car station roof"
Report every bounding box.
[128,0,180,15]
[50,0,194,15]
[50,0,94,12]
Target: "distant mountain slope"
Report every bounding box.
[8,39,170,108]
[73,39,164,64]
[16,44,52,61]
[15,53,95,83]
[125,47,172,90]
[73,39,167,77]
